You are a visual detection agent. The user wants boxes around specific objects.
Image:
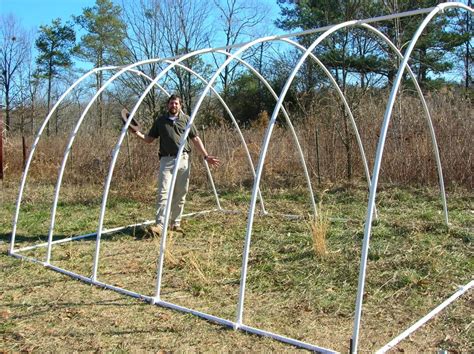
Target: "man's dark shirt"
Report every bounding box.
[148,112,198,157]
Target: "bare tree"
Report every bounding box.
[157,0,213,111]
[211,0,269,101]
[0,15,31,131]
[120,0,167,118]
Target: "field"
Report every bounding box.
[1,176,472,352]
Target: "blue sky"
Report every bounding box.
[1,0,97,30]
[1,0,281,33]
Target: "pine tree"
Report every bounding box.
[74,0,127,129]
[35,18,76,136]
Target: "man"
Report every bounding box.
[130,94,220,236]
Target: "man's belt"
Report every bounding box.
[159,152,188,158]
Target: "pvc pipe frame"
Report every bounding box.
[9,2,472,352]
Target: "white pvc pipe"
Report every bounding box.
[156,300,236,328]
[216,50,319,217]
[360,23,449,225]
[213,8,439,55]
[279,38,375,218]
[45,67,167,264]
[152,36,284,302]
[351,3,473,352]
[90,52,219,282]
[236,19,359,328]
[16,209,222,254]
[214,49,317,216]
[9,67,115,254]
[377,280,474,353]
[96,47,229,288]
[239,324,337,353]
[167,60,262,212]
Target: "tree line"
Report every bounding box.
[0,0,472,135]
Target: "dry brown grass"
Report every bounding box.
[2,91,472,192]
[311,212,329,258]
[1,178,473,352]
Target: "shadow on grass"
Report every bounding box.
[1,226,153,246]
[3,298,146,321]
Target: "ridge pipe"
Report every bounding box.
[351,3,473,352]
[45,66,168,264]
[360,23,449,225]
[112,7,438,67]
[92,45,238,283]
[9,66,117,255]
[236,19,359,330]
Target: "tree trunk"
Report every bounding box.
[47,73,52,136]
[465,0,471,89]
[5,86,10,131]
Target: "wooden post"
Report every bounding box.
[315,128,321,185]
[22,136,27,169]
[0,105,4,180]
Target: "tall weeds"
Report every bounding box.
[3,91,472,190]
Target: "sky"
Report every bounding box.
[1,0,97,30]
[1,0,283,71]
[0,0,282,34]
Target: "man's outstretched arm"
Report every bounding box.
[191,136,220,166]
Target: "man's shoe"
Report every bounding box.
[171,224,184,233]
[149,224,163,237]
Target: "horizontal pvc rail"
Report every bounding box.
[10,249,339,353]
[351,3,473,352]
[239,324,337,353]
[15,208,222,254]
[377,280,474,353]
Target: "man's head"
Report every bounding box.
[167,94,182,116]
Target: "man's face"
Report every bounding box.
[168,98,181,116]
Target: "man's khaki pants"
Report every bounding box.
[155,153,190,227]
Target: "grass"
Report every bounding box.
[1,179,473,352]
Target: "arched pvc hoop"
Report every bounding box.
[235,17,360,342]
[144,33,337,352]
[168,59,266,214]
[214,49,317,217]
[44,67,172,264]
[351,3,473,353]
[278,38,374,216]
[358,22,449,224]
[9,67,171,257]
[9,66,117,255]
